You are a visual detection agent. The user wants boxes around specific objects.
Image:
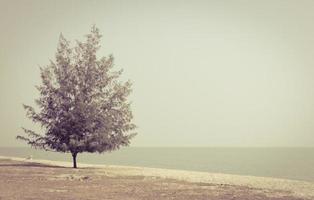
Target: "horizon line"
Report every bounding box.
[1,145,314,148]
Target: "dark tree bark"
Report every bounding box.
[72,152,77,168]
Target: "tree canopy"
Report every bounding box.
[17,26,136,168]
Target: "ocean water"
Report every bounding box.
[0,147,314,182]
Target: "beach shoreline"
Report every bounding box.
[0,156,313,199]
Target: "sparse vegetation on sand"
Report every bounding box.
[0,157,313,200]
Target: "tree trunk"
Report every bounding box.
[72,152,77,168]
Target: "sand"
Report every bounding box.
[0,156,313,200]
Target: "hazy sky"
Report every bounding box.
[1,0,314,147]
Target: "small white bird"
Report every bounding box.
[25,155,33,160]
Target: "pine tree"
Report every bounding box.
[17,26,136,168]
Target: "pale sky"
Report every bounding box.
[1,0,314,147]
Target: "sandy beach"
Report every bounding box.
[0,156,313,200]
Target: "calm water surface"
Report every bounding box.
[1,147,313,182]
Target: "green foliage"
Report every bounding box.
[17,26,136,158]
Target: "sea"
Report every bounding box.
[1,147,313,182]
